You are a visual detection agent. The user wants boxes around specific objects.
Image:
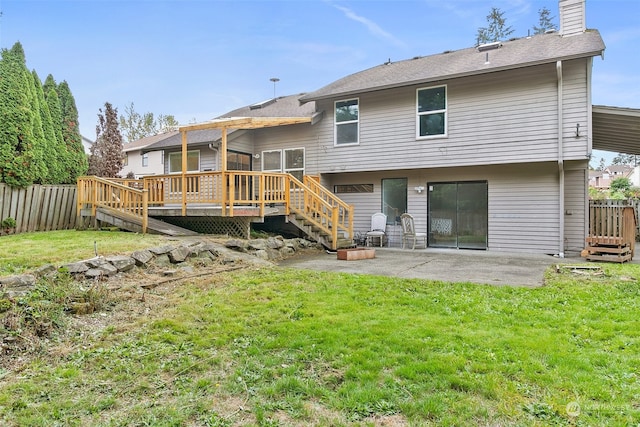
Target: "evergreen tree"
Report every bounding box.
[533,7,556,34]
[476,7,514,45]
[0,42,37,187]
[43,74,57,100]
[29,70,54,184]
[43,76,69,183]
[58,80,88,181]
[34,70,67,184]
[88,102,124,177]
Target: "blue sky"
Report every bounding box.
[1,0,639,163]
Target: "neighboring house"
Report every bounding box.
[137,0,639,256]
[120,132,169,178]
[630,166,640,187]
[588,165,634,189]
[81,135,93,154]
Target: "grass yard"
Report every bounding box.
[0,260,639,426]
[0,230,168,276]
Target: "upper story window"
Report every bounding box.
[335,98,359,145]
[417,85,447,138]
[142,153,149,167]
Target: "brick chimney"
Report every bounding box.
[559,0,586,36]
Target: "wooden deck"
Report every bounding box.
[77,172,354,249]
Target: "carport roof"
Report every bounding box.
[592,105,640,155]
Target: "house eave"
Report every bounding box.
[301,49,604,103]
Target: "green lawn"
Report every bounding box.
[0,230,168,276]
[1,262,638,426]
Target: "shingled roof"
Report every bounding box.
[122,130,179,152]
[143,93,318,151]
[299,30,605,103]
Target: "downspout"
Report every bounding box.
[556,60,565,258]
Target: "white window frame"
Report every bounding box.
[284,148,305,181]
[168,150,200,174]
[261,148,305,180]
[416,85,447,139]
[334,98,359,146]
[141,152,149,167]
[261,150,282,173]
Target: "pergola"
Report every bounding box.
[176,116,313,214]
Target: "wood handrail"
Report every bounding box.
[77,176,148,232]
[78,171,354,248]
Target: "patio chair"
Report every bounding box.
[400,213,427,249]
[365,212,387,247]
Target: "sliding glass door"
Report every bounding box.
[428,181,487,249]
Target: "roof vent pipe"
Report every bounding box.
[477,41,502,52]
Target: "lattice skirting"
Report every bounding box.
[155,216,250,238]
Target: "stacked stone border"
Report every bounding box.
[0,236,320,298]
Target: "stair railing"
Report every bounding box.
[288,175,354,249]
[78,173,352,246]
[77,176,148,233]
[303,176,354,242]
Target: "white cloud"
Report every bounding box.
[332,4,407,49]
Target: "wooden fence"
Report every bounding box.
[0,184,77,234]
[590,199,640,240]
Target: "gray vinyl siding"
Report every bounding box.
[561,60,590,158]
[228,130,254,155]
[252,124,321,173]
[306,59,591,174]
[163,147,217,174]
[324,162,572,254]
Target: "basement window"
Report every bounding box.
[334,184,374,193]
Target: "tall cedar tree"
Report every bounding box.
[31,70,61,184]
[0,42,45,187]
[89,102,124,177]
[58,80,88,181]
[476,7,514,45]
[43,75,70,183]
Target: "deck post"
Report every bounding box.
[332,206,339,250]
[181,131,187,216]
[91,177,97,217]
[142,189,148,234]
[221,128,228,216]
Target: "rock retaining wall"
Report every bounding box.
[0,237,319,298]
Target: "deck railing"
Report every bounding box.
[78,172,354,248]
[77,176,148,232]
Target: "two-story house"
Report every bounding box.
[131,0,639,256]
[589,165,634,190]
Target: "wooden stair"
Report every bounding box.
[77,174,354,249]
[287,214,354,250]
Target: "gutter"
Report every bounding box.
[300,48,605,104]
[557,60,565,258]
